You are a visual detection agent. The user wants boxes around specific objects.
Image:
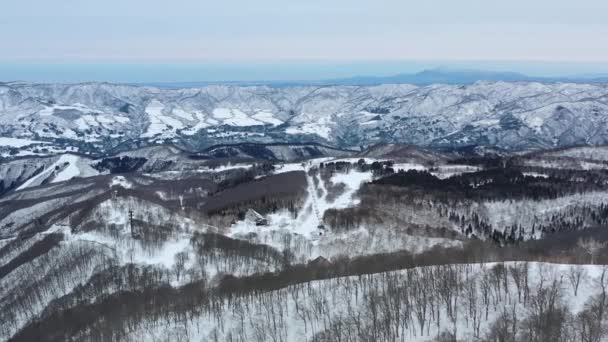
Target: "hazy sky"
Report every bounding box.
[2,0,608,82]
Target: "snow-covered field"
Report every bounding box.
[0,137,48,148]
[142,100,185,138]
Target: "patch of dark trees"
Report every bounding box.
[364,106,391,114]
[201,171,307,218]
[191,232,290,267]
[320,159,395,177]
[448,156,505,168]
[214,163,275,190]
[323,207,385,233]
[92,156,148,174]
[449,204,608,245]
[199,142,356,161]
[372,167,607,201]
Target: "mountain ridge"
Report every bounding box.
[141,68,608,88]
[1,80,608,158]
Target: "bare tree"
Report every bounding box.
[568,266,586,297]
[484,306,518,342]
[174,251,189,282]
[577,238,607,265]
[577,267,608,342]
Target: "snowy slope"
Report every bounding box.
[15,154,100,190]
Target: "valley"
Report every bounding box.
[1,138,608,341]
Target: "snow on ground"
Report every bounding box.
[181,112,210,135]
[210,163,254,172]
[0,137,48,147]
[482,191,608,238]
[432,164,481,179]
[35,127,78,140]
[53,155,89,182]
[143,165,256,180]
[73,114,130,133]
[273,158,334,174]
[393,163,481,178]
[109,175,133,189]
[392,162,427,171]
[154,163,255,175]
[472,118,501,127]
[325,158,479,179]
[311,226,462,260]
[544,145,608,161]
[171,108,194,120]
[329,157,383,164]
[77,198,197,277]
[251,110,283,125]
[127,262,608,342]
[16,154,99,190]
[0,233,112,341]
[230,163,366,239]
[66,196,279,284]
[1,143,79,158]
[288,162,372,235]
[212,108,264,126]
[0,187,106,236]
[522,158,608,170]
[326,170,372,209]
[523,171,549,178]
[231,161,417,260]
[230,158,480,260]
[285,117,333,139]
[142,100,185,138]
[272,162,306,174]
[38,103,102,116]
[69,229,192,270]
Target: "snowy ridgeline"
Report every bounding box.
[89,262,608,342]
[2,81,608,153]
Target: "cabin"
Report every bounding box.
[245,209,268,226]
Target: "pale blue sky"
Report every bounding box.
[1,0,608,82]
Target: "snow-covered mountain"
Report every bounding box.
[1,81,608,157]
[3,145,608,341]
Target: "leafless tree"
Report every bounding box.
[568,266,586,297]
[577,238,607,265]
[174,251,189,282]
